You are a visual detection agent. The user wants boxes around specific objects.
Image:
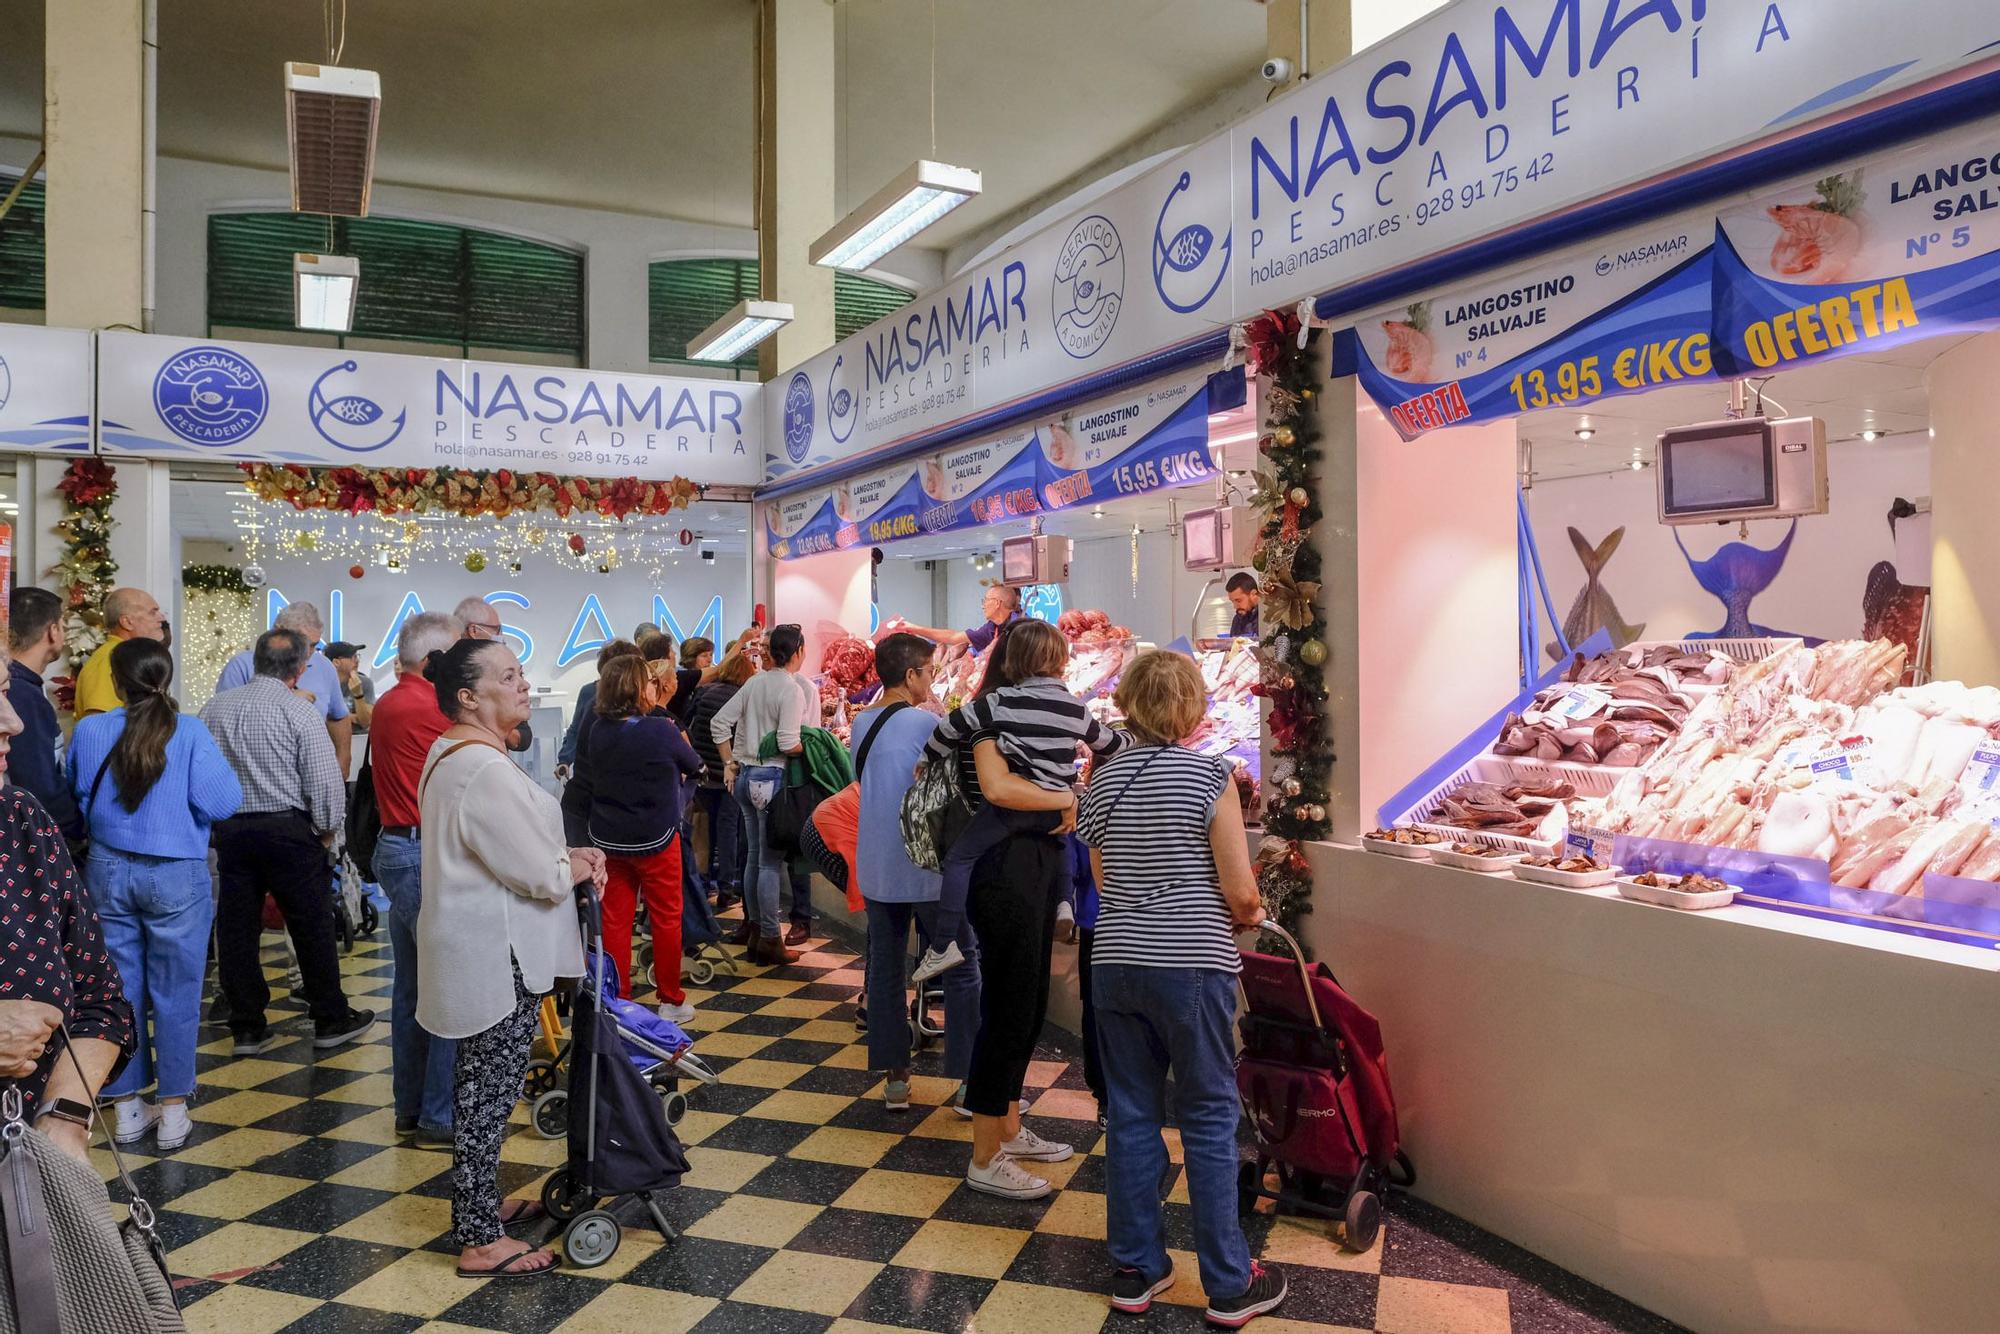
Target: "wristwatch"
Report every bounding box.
[34,1098,92,1131]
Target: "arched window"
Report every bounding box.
[207,212,585,361]
[647,257,914,371]
[0,173,45,318]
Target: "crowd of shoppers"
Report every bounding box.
[0,569,1290,1321]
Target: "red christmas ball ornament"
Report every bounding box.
[679,528,695,546]
[348,563,365,579]
[567,533,586,555]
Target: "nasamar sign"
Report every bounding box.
[98,331,761,486]
[769,0,1999,481]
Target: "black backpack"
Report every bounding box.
[345,745,382,880]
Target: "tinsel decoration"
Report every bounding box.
[51,460,119,683]
[179,563,253,712]
[1244,308,1332,934]
[238,463,702,521]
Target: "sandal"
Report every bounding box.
[457,1242,557,1280]
[499,1199,549,1233]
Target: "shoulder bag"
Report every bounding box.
[345,742,382,881]
[1,1029,184,1333]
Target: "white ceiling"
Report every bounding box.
[1519,334,1966,483]
[0,1,1268,253]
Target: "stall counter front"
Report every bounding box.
[1298,842,2000,1334]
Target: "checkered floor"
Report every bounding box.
[94,922,1684,1333]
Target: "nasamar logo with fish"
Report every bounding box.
[309,361,407,453]
[153,345,268,446]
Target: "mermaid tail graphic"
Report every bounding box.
[1676,519,1800,639]
[1549,527,1644,661]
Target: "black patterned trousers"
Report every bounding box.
[450,964,540,1248]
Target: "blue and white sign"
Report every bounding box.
[0,326,92,455]
[98,331,762,486]
[768,0,1998,484]
[782,370,815,463]
[767,366,1218,558]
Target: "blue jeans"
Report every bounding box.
[696,786,740,894]
[87,847,213,1101]
[735,767,787,936]
[376,832,455,1131]
[863,898,979,1081]
[1095,964,1252,1300]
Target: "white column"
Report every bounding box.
[757,0,836,381]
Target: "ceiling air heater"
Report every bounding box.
[285,62,381,217]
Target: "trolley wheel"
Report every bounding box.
[647,962,660,991]
[1237,1160,1264,1218]
[531,1088,569,1140]
[562,1210,622,1269]
[688,958,715,986]
[542,1167,592,1222]
[359,899,379,937]
[522,1059,558,1100]
[661,1090,688,1126]
[334,901,355,954]
[1337,1189,1382,1253]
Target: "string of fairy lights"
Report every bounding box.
[229,492,748,582]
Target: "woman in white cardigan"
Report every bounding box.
[417,638,605,1280]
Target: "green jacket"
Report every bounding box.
[757,725,855,794]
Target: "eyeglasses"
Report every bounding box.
[466,621,503,639]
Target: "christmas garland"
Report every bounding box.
[1243,310,1332,933]
[181,563,250,594]
[238,464,702,521]
[51,459,119,670]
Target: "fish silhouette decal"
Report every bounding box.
[1548,527,1645,661]
[1676,519,1802,639]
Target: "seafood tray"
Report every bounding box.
[1614,638,1803,694]
[1394,760,1571,859]
[1615,875,1738,912]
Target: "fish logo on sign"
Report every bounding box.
[826,353,859,445]
[1152,169,1231,314]
[309,361,407,453]
[783,371,815,464]
[0,354,10,415]
[154,345,268,446]
[1053,214,1123,360]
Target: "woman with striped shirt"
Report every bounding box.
[1076,650,1286,1328]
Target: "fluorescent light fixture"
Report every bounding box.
[294,252,359,331]
[285,62,381,217]
[687,299,794,362]
[811,160,982,270]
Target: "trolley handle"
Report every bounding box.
[1253,921,1326,1035]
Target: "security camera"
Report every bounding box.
[700,549,716,564]
[1260,56,1294,85]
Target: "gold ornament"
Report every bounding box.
[1264,385,1302,420]
[1282,778,1302,797]
[1301,386,1316,400]
[1298,638,1327,667]
[1273,425,1297,447]
[1287,486,1309,507]
[464,551,487,574]
[1304,803,1326,824]
[1261,574,1321,631]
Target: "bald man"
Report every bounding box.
[74,586,168,719]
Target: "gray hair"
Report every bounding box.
[253,627,311,682]
[397,611,462,669]
[273,601,325,639]
[453,595,500,627]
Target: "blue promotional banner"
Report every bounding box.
[1350,118,2000,439]
[766,367,1216,558]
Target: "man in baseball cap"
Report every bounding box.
[325,642,374,732]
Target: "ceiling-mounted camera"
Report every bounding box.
[1259,56,1294,85]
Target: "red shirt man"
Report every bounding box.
[370,672,450,829]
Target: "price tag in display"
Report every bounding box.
[1566,826,1613,863]
[1959,742,2000,802]
[1807,736,1875,790]
[1542,685,1611,722]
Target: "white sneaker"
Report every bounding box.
[656,1000,697,1026]
[1001,1126,1074,1163]
[112,1099,157,1145]
[156,1103,194,1151]
[911,941,964,983]
[966,1152,1051,1200]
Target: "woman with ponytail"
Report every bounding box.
[69,637,242,1150]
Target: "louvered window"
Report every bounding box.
[648,257,915,370]
[0,173,46,313]
[207,213,584,359]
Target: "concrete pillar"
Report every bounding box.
[1265,0,1352,88]
[756,0,836,382]
[1926,331,2000,686]
[43,0,173,622]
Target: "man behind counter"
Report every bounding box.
[896,583,1023,653]
[1225,572,1260,639]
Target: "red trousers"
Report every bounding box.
[602,838,684,1004]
